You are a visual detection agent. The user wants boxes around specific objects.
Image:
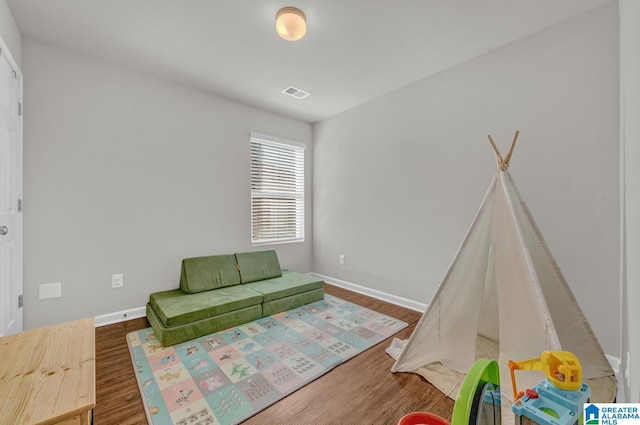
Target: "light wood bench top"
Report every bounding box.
[0,318,96,425]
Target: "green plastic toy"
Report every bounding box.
[450,359,501,425]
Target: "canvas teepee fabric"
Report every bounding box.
[390,133,616,422]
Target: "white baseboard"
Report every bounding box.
[94,275,425,328]
[309,272,428,313]
[94,272,623,400]
[95,306,146,327]
[312,272,624,400]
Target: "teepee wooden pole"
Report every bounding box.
[487,134,506,169]
[504,130,520,165]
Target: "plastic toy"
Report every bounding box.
[397,411,450,425]
[451,358,501,424]
[509,351,591,425]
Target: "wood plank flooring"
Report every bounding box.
[95,284,454,425]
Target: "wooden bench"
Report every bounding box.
[0,318,95,424]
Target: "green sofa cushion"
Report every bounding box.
[236,250,282,283]
[244,270,324,302]
[150,285,263,327]
[261,288,325,317]
[147,302,263,347]
[180,254,241,293]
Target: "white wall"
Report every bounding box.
[0,0,21,67]
[313,4,620,356]
[22,39,313,329]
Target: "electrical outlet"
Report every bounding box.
[339,254,345,265]
[112,274,124,288]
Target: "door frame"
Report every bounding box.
[0,35,23,335]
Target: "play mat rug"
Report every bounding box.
[127,294,408,425]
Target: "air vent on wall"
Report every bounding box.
[282,85,310,99]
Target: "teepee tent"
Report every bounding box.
[390,132,616,422]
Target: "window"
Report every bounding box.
[250,133,305,245]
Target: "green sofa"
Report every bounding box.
[146,250,325,346]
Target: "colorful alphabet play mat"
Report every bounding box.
[127,294,408,425]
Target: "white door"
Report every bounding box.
[0,40,23,337]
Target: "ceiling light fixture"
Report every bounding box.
[275,7,306,41]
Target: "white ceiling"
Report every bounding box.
[7,0,614,123]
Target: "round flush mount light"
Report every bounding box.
[276,7,306,41]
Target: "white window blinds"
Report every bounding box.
[250,133,305,244]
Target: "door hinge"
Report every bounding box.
[18,295,23,308]
[17,198,22,212]
[18,102,22,116]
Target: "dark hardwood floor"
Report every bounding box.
[95,284,454,425]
